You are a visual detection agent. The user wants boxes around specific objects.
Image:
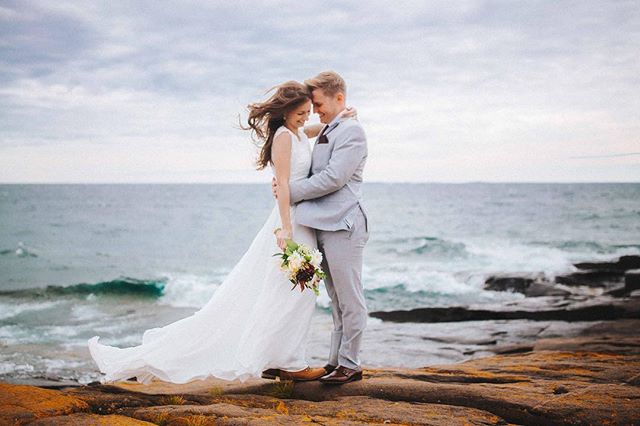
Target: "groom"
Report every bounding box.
[275,71,369,384]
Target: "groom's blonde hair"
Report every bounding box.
[305,71,346,97]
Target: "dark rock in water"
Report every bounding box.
[606,284,631,297]
[485,276,533,293]
[525,281,572,297]
[422,336,497,346]
[493,344,534,354]
[486,255,640,297]
[555,270,624,287]
[485,274,572,297]
[2,378,83,389]
[574,254,640,271]
[369,299,640,323]
[626,269,640,293]
[619,255,640,270]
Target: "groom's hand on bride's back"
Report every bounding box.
[272,177,278,199]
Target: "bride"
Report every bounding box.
[87,81,354,384]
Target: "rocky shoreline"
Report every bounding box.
[371,254,640,324]
[2,255,640,425]
[1,318,639,425]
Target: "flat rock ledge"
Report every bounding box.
[2,319,639,425]
[369,296,640,323]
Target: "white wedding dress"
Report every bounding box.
[88,125,318,384]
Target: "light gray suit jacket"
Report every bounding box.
[289,118,368,232]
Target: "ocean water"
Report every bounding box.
[1,183,639,383]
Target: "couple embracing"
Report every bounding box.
[88,71,370,386]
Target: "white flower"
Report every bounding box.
[288,252,304,271]
[298,244,311,257]
[310,249,323,267]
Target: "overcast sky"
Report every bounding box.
[1,0,638,183]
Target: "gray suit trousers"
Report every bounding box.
[317,206,369,369]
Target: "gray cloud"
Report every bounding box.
[1,0,639,182]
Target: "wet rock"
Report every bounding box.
[492,344,535,354]
[485,274,573,297]
[605,284,630,297]
[4,378,84,389]
[485,275,534,293]
[524,281,573,297]
[555,270,624,287]
[369,298,640,323]
[626,269,640,292]
[574,255,640,271]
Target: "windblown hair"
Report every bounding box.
[304,70,347,97]
[243,81,311,170]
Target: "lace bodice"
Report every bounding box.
[270,126,312,181]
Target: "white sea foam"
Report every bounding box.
[0,300,63,320]
[0,361,34,375]
[44,358,82,371]
[464,239,573,275]
[156,271,226,308]
[44,325,81,339]
[364,263,475,294]
[71,304,100,321]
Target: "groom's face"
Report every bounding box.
[311,89,344,124]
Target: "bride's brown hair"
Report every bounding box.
[243,81,311,170]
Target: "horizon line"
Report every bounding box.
[1,181,638,185]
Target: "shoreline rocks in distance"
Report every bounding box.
[369,297,640,323]
[371,254,640,324]
[566,255,640,296]
[484,273,572,297]
[573,254,640,271]
[625,269,640,292]
[486,255,640,296]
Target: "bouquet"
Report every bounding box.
[273,239,325,296]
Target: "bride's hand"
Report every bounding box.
[275,228,292,250]
[339,106,358,120]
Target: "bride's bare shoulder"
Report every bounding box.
[273,129,292,144]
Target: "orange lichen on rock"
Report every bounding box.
[27,413,156,425]
[1,319,639,425]
[275,400,289,415]
[0,382,89,425]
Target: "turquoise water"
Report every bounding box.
[1,183,638,382]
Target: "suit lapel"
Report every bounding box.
[310,121,341,175]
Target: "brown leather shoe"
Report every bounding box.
[280,366,327,381]
[261,368,280,380]
[267,367,326,382]
[319,365,362,385]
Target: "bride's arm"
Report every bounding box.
[303,107,358,138]
[271,132,293,249]
[303,123,324,138]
